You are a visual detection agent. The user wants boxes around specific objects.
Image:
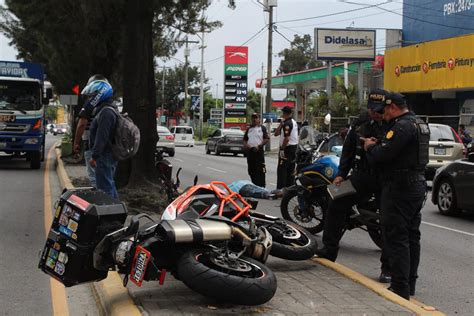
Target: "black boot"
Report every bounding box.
[388,287,410,300]
[315,247,337,262]
[379,271,391,283]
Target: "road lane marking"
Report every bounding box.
[422,221,474,237]
[206,166,227,173]
[44,145,70,316]
[268,182,276,186]
[173,158,184,162]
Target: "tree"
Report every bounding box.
[1,0,232,189]
[330,76,360,117]
[247,89,262,118]
[277,34,323,74]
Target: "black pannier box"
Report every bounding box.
[39,188,127,287]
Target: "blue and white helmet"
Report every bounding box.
[81,79,113,108]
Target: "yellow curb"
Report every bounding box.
[55,145,142,316]
[313,258,446,316]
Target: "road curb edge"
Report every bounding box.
[312,257,445,316]
[54,146,142,316]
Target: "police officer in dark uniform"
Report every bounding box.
[275,106,298,189]
[316,89,391,282]
[363,93,429,299]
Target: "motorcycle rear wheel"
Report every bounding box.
[177,249,277,305]
[267,220,318,260]
[281,189,325,234]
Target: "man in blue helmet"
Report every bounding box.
[73,74,109,187]
[81,78,119,198]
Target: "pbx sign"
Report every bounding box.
[223,46,248,128]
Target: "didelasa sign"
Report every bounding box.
[315,28,376,61]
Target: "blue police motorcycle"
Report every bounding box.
[280,127,383,249]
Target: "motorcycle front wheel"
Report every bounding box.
[177,249,277,305]
[267,220,318,260]
[281,188,325,234]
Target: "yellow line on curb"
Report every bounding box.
[312,258,446,316]
[45,145,70,316]
[55,147,142,316]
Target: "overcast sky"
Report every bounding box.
[0,0,404,97]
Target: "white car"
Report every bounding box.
[156,125,175,156]
[170,126,195,147]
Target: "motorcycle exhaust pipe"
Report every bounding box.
[157,219,251,244]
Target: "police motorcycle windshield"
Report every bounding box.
[299,126,316,147]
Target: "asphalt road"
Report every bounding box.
[0,134,98,316]
[167,145,474,316]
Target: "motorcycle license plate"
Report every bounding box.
[130,246,151,287]
[434,147,446,155]
[0,115,15,122]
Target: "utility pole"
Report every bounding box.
[199,28,205,141]
[161,65,165,126]
[264,0,277,151]
[176,36,198,124]
[260,63,264,120]
[215,83,218,108]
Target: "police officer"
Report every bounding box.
[243,113,269,187]
[275,106,298,189]
[363,93,429,299]
[316,89,391,282]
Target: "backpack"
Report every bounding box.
[100,106,140,161]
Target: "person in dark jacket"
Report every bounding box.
[81,79,118,199]
[363,92,429,299]
[316,89,391,283]
[73,74,110,187]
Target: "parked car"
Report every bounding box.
[205,128,245,156]
[426,123,465,180]
[170,126,194,147]
[156,125,175,157]
[431,152,474,215]
[52,123,69,135]
[46,123,56,134]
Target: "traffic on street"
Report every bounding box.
[1,0,474,315]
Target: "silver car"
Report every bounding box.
[426,123,465,180]
[156,125,175,157]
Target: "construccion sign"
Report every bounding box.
[315,28,376,61]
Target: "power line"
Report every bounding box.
[197,23,269,65]
[276,1,391,24]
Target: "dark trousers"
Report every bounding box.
[277,145,297,189]
[247,148,266,187]
[322,171,390,272]
[381,179,425,299]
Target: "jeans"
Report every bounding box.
[239,184,270,199]
[84,150,96,187]
[95,151,118,199]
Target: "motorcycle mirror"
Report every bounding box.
[324,113,332,125]
[300,128,309,140]
[125,215,140,235]
[193,175,198,186]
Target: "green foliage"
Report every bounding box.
[330,76,360,117]
[277,34,323,74]
[156,65,205,115]
[45,105,58,122]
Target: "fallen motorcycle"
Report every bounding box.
[39,179,316,305]
[280,126,383,249]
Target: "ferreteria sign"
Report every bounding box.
[315,28,376,61]
[385,33,474,92]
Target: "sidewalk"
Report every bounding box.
[61,161,418,315]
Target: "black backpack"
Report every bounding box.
[99,106,140,161]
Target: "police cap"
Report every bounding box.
[367,89,387,113]
[385,92,406,106]
[281,106,293,114]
